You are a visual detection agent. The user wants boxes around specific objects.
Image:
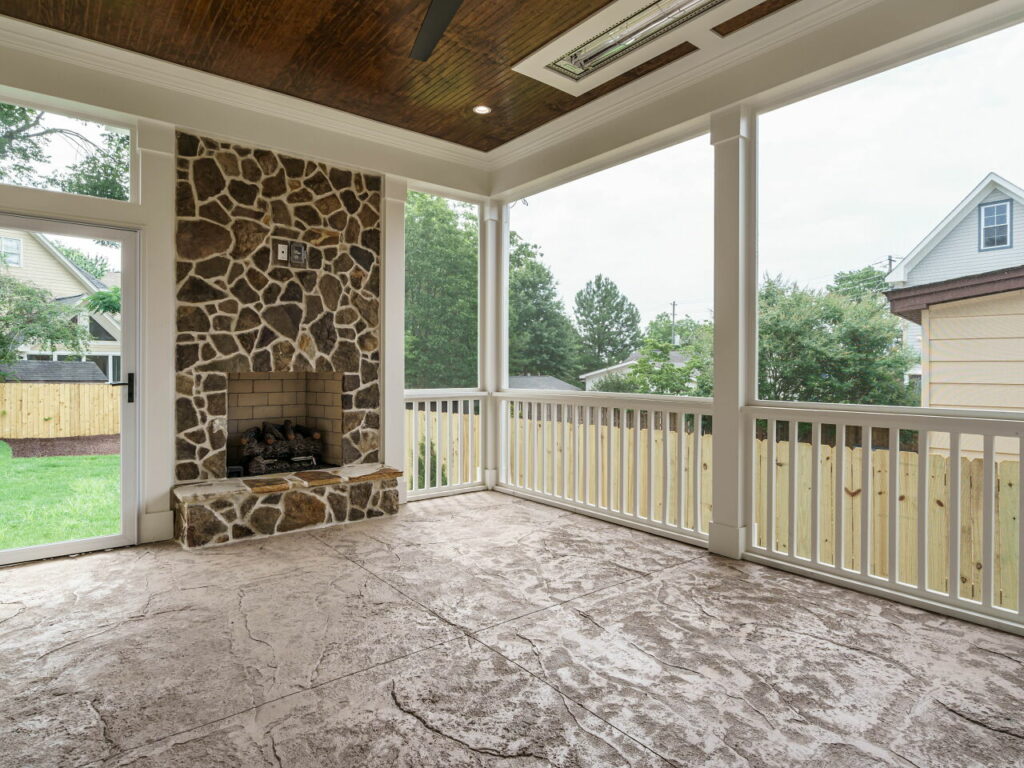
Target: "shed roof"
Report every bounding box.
[0,360,108,383]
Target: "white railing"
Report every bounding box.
[746,404,1024,631]
[495,391,713,545]
[404,390,486,499]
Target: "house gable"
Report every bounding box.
[889,173,1024,289]
[0,226,98,298]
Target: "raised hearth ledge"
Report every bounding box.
[172,463,402,549]
[173,463,401,504]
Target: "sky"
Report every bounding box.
[510,20,1024,325]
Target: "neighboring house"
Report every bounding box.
[580,349,689,390]
[508,375,580,391]
[1,226,122,382]
[886,172,1024,413]
[0,359,108,383]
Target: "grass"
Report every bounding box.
[0,441,121,551]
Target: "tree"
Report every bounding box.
[84,286,121,315]
[48,130,130,201]
[508,233,581,383]
[0,274,91,376]
[599,268,915,406]
[404,191,479,389]
[594,314,713,397]
[52,242,110,280]
[573,274,641,372]
[0,104,96,185]
[758,273,917,405]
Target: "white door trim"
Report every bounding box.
[0,212,140,566]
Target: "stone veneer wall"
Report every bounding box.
[174,132,382,482]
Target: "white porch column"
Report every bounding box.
[709,106,756,558]
[382,176,408,502]
[480,200,509,488]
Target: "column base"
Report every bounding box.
[708,522,747,559]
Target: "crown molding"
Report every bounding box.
[0,16,487,170]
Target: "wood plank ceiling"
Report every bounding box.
[0,1,786,151]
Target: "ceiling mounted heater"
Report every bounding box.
[547,0,727,80]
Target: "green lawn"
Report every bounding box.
[0,441,121,551]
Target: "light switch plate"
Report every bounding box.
[276,243,289,262]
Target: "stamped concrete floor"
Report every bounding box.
[2,491,1023,767]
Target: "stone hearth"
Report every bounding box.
[172,132,399,547]
[172,464,401,548]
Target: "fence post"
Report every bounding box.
[383,176,408,503]
[709,105,756,559]
[480,199,509,489]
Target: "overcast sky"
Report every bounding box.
[511,20,1024,324]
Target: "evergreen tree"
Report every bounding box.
[508,233,580,383]
[573,274,641,372]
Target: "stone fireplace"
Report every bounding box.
[171,132,399,548]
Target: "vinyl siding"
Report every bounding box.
[923,289,1024,412]
[907,189,1024,287]
[0,228,90,298]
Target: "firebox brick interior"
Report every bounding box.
[172,132,399,548]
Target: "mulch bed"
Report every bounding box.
[4,435,121,458]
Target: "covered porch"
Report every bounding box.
[4,491,1022,766]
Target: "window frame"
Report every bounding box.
[1,236,22,267]
[978,199,1012,251]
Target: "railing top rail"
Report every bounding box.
[493,389,714,410]
[747,404,1024,437]
[404,388,486,399]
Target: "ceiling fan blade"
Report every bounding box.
[409,0,463,61]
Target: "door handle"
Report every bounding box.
[110,372,135,403]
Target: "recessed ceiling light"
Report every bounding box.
[472,105,492,115]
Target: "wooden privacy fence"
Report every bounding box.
[0,382,120,439]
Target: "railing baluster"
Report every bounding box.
[788,420,797,557]
[602,409,610,512]
[595,406,603,507]
[811,421,821,564]
[561,403,569,499]
[572,405,580,503]
[888,427,898,584]
[411,401,420,493]
[540,401,548,495]
[917,430,929,592]
[693,415,704,535]
[982,434,995,609]
[861,424,871,578]
[662,411,670,527]
[767,419,776,554]
[644,410,653,522]
[949,432,961,599]
[583,405,592,506]
[632,409,640,517]
[835,424,845,570]
[677,413,686,530]
[448,400,456,487]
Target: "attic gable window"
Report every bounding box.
[979,200,1011,250]
[1,237,21,266]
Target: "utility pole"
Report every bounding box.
[670,301,678,345]
[887,255,894,274]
